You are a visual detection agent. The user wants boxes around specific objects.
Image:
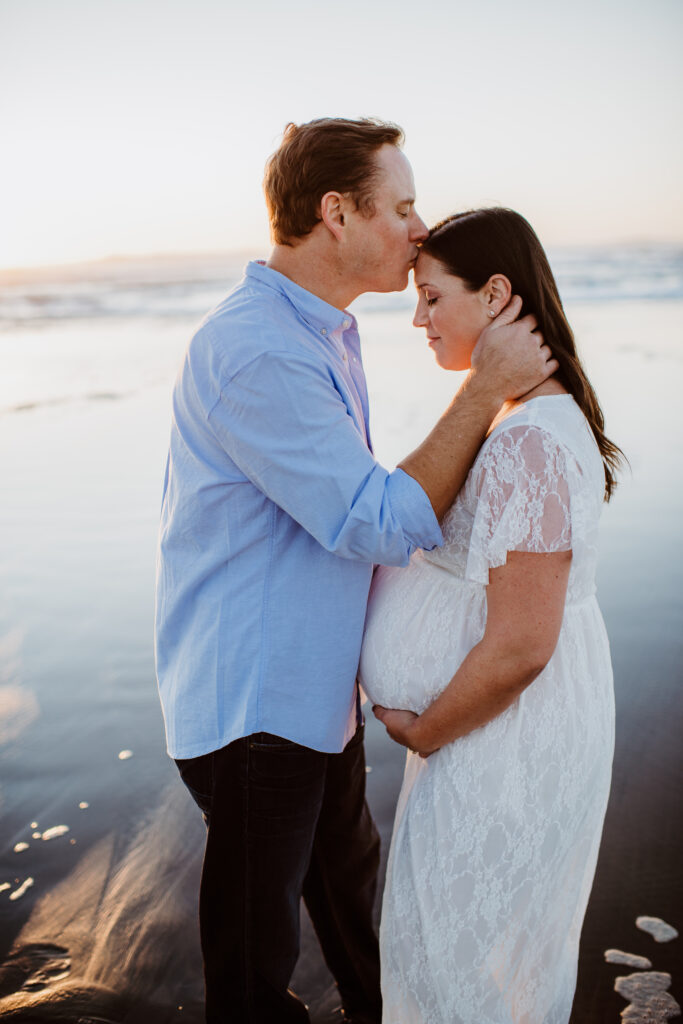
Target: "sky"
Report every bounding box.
[1,0,682,268]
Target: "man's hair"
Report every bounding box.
[264,117,404,246]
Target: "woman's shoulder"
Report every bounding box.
[474,395,603,495]
[487,395,590,452]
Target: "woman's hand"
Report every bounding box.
[380,549,572,753]
[373,706,439,757]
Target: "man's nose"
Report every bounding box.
[411,210,429,242]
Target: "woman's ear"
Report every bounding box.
[482,274,512,317]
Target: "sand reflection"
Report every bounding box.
[0,784,205,1021]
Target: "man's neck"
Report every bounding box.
[266,243,359,311]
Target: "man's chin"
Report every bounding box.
[372,270,411,295]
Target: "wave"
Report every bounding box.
[1,247,682,326]
[1,392,126,417]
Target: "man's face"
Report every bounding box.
[341,145,428,294]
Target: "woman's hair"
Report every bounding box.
[421,208,625,501]
[263,117,404,246]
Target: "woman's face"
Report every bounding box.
[413,252,493,371]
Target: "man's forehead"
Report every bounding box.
[374,144,416,198]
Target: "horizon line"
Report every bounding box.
[2,239,683,280]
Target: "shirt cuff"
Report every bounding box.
[386,468,443,553]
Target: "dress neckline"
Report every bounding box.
[488,393,576,436]
[518,393,573,404]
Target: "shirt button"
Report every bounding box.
[321,328,327,335]
[343,319,350,328]
[343,352,348,361]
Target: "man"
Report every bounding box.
[155,117,556,1024]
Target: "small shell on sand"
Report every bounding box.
[13,842,30,853]
[41,825,70,841]
[9,877,34,901]
[605,949,653,969]
[636,917,679,943]
[118,749,133,760]
[615,970,681,1022]
[79,801,89,809]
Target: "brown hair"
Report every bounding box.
[263,117,404,246]
[422,208,625,501]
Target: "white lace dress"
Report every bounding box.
[359,396,615,1024]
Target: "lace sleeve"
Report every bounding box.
[465,424,572,585]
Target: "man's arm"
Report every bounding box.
[399,296,558,520]
[206,348,441,566]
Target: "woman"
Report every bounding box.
[359,208,623,1024]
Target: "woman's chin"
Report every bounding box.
[434,353,470,372]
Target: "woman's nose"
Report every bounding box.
[413,304,428,328]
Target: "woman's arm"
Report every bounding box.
[374,548,572,755]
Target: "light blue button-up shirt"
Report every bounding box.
[155,261,443,758]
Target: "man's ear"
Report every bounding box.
[320,191,346,241]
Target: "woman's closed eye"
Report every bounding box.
[426,297,438,307]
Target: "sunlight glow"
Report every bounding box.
[1,0,682,269]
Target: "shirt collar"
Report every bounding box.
[245,260,357,338]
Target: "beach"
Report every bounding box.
[0,252,681,1021]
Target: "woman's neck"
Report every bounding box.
[519,376,568,401]
[488,377,569,434]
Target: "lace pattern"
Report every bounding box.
[359,397,615,1024]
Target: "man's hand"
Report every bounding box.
[373,706,438,757]
[470,295,559,402]
[398,295,559,522]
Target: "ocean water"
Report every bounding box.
[0,247,681,1020]
[0,244,682,414]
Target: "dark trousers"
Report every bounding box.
[176,725,382,1024]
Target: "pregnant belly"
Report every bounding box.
[359,554,486,714]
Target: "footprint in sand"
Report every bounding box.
[9,877,34,901]
[0,943,71,997]
[637,917,680,943]
[0,956,123,1022]
[605,949,652,969]
[615,971,680,1022]
[39,824,70,841]
[609,916,681,1023]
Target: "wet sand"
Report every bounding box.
[0,300,681,1021]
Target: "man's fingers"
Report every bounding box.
[538,343,559,371]
[517,313,538,334]
[495,294,523,324]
